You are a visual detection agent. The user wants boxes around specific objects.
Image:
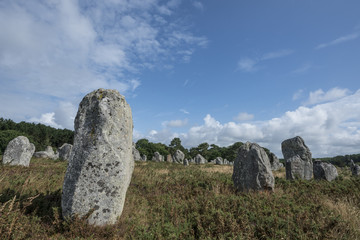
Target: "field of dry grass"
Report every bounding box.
[1,158,359,239]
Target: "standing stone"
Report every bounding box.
[58,143,73,161]
[62,89,134,226]
[152,152,164,162]
[33,146,57,159]
[215,157,223,165]
[166,154,173,162]
[268,153,283,171]
[2,136,35,167]
[183,158,189,166]
[195,154,207,164]
[313,161,338,181]
[141,155,147,161]
[282,136,313,180]
[173,149,185,163]
[350,160,360,176]
[132,145,141,162]
[232,142,274,192]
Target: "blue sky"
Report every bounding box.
[1,0,360,157]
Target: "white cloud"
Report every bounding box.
[234,112,254,121]
[305,87,350,105]
[162,119,188,128]
[316,33,359,49]
[143,89,360,157]
[238,49,294,72]
[29,112,63,129]
[0,0,207,129]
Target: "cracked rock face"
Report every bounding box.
[62,89,134,226]
[2,136,35,167]
[232,142,274,192]
[313,161,338,181]
[282,136,313,180]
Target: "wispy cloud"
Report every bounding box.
[237,49,294,72]
[162,119,188,128]
[292,89,304,101]
[0,0,207,129]
[292,64,312,74]
[193,1,204,11]
[180,109,190,114]
[316,33,359,49]
[234,112,254,121]
[304,87,350,105]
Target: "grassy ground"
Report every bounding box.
[0,159,359,239]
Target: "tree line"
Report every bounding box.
[0,118,74,154]
[136,137,245,162]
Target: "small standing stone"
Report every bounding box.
[183,158,189,166]
[313,161,338,181]
[58,143,73,161]
[152,152,164,162]
[215,157,223,165]
[232,142,274,192]
[350,160,360,176]
[166,154,173,162]
[195,154,207,164]
[2,136,35,167]
[173,149,185,163]
[269,153,283,171]
[132,145,141,161]
[282,136,313,180]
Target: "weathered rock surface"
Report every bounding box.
[269,153,283,171]
[152,152,164,162]
[173,149,185,163]
[195,154,207,164]
[33,146,57,160]
[313,161,338,181]
[58,143,73,161]
[215,157,223,165]
[183,159,189,166]
[141,155,147,161]
[62,88,134,226]
[282,136,313,180]
[232,142,274,192]
[166,154,173,162]
[2,136,35,167]
[350,160,360,176]
[132,145,141,162]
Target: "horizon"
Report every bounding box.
[1,1,360,158]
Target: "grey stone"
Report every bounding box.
[173,150,185,163]
[152,152,164,162]
[313,161,338,181]
[350,160,360,176]
[132,145,141,162]
[215,157,223,165]
[232,142,274,192]
[141,155,147,161]
[282,136,313,180]
[58,143,73,161]
[62,88,134,226]
[2,136,35,167]
[33,145,57,160]
[183,158,189,166]
[269,153,283,171]
[195,154,207,164]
